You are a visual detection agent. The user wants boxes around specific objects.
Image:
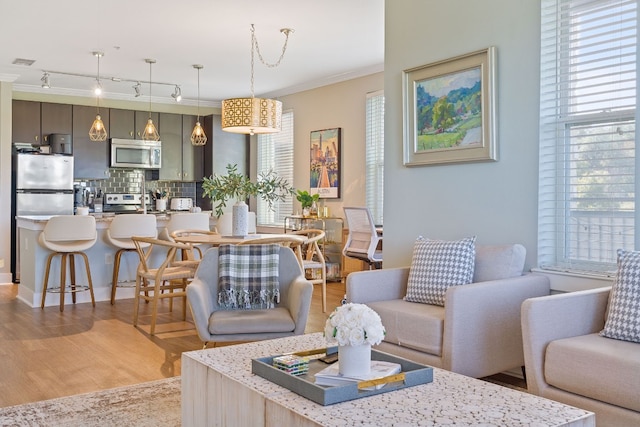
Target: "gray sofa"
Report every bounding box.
[347,244,550,378]
[522,287,640,427]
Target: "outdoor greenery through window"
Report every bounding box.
[538,0,637,275]
[256,111,294,227]
[366,91,384,225]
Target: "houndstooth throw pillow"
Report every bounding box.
[600,249,640,343]
[404,236,476,306]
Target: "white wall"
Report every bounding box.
[384,0,542,271]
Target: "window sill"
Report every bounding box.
[531,268,613,293]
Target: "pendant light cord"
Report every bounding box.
[197,67,201,121]
[250,24,293,98]
[148,61,152,119]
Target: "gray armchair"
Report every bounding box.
[347,244,551,378]
[186,246,313,348]
[522,287,640,426]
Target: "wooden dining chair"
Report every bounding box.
[131,236,196,335]
[287,229,328,312]
[235,234,306,247]
[169,229,220,270]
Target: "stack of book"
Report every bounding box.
[314,360,401,390]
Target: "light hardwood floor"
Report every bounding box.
[0,280,346,408]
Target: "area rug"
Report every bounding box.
[0,377,180,427]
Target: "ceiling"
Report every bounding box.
[0,0,384,108]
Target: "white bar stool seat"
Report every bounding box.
[105,214,157,304]
[39,215,97,312]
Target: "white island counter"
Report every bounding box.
[16,213,216,308]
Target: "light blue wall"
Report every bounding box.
[384,0,541,270]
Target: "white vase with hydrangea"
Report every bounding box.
[324,303,385,377]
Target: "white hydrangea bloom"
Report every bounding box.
[324,303,385,346]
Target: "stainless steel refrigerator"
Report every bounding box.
[11,153,74,282]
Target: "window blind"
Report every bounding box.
[538,0,637,274]
[256,111,294,227]
[366,90,385,225]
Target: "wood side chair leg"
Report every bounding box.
[149,277,161,336]
[321,267,327,313]
[182,278,187,321]
[132,274,142,327]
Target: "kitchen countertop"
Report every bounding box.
[16,211,215,230]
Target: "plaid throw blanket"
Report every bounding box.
[218,244,280,310]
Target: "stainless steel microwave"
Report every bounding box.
[110,138,161,169]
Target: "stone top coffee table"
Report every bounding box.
[181,333,594,426]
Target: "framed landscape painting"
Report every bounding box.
[310,128,341,199]
[403,47,497,166]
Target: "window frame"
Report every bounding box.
[538,0,637,275]
[365,90,385,226]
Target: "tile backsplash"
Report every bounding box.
[76,168,198,206]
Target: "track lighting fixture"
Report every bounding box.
[133,82,142,97]
[171,85,182,102]
[41,72,50,89]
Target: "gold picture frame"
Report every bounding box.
[403,47,497,166]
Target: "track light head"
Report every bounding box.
[171,85,182,102]
[133,82,142,97]
[41,72,50,88]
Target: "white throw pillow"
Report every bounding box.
[404,236,476,306]
[600,249,640,343]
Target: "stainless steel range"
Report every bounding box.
[103,193,151,213]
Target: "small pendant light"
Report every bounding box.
[142,58,160,141]
[191,64,207,146]
[89,51,107,141]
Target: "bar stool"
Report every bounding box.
[39,215,97,312]
[105,214,157,304]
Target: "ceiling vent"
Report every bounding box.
[12,58,35,66]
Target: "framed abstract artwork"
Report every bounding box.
[310,128,341,199]
[403,47,497,166]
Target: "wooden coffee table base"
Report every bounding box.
[181,333,595,426]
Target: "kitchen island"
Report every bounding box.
[15,213,217,308]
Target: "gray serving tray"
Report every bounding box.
[251,347,434,406]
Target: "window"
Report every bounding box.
[256,110,294,227]
[366,90,384,225]
[538,0,637,274]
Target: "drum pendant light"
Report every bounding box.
[190,64,207,146]
[89,51,107,141]
[221,24,293,135]
[142,59,160,141]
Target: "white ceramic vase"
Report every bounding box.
[232,200,249,237]
[338,344,371,377]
